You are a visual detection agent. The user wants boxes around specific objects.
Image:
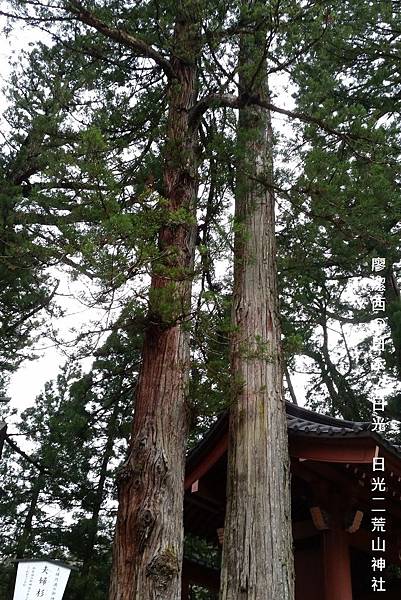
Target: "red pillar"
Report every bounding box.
[323,524,353,600]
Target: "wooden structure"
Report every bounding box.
[183,403,401,599]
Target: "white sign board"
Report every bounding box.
[13,560,71,600]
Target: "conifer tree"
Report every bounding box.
[219,3,294,598]
[3,2,401,599]
[0,324,140,600]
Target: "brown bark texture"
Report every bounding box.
[219,13,295,600]
[108,8,199,600]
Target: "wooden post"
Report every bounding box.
[323,521,353,600]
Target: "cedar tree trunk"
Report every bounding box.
[219,14,295,600]
[108,9,199,600]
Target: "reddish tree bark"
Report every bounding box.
[107,8,200,600]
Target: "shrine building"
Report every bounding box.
[183,402,401,599]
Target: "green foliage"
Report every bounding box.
[0,320,141,599]
[1,0,401,597]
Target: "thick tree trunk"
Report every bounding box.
[108,10,199,600]
[219,13,295,600]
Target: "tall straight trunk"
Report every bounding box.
[76,399,121,599]
[7,474,44,600]
[219,12,295,600]
[15,475,43,558]
[108,7,199,600]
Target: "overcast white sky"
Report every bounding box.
[0,23,61,412]
[0,22,102,414]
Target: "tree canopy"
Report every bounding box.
[1,0,401,598]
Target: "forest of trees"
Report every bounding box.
[0,0,401,599]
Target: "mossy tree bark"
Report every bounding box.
[108,7,200,600]
[219,7,295,599]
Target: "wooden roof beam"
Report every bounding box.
[185,432,228,490]
[290,438,376,464]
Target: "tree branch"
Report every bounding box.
[284,364,298,405]
[5,435,49,474]
[2,282,60,337]
[65,1,175,79]
[189,92,373,144]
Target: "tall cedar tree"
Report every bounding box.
[1,3,216,598]
[106,11,199,600]
[47,4,203,599]
[2,2,201,597]
[219,4,294,599]
[5,1,400,598]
